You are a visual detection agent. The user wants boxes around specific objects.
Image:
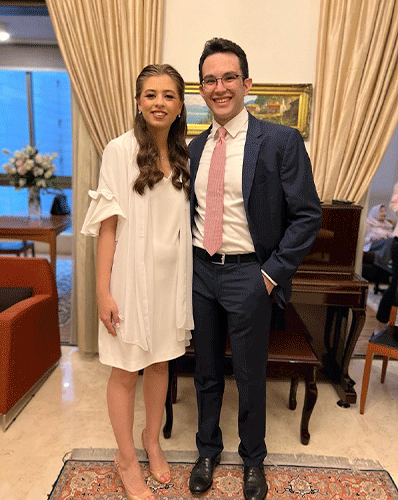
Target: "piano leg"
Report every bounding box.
[323,306,348,384]
[323,306,366,405]
[340,308,366,399]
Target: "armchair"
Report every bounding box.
[0,257,61,430]
[360,306,398,414]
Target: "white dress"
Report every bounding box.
[81,131,193,372]
[139,175,188,369]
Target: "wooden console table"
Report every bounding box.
[0,215,71,277]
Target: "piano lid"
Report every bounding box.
[299,204,362,273]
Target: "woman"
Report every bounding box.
[81,64,193,500]
[363,204,394,268]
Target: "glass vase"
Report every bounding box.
[28,186,42,219]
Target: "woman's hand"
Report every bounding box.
[98,292,120,336]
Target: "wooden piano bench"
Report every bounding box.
[163,303,321,446]
[267,303,321,444]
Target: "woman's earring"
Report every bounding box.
[138,110,142,115]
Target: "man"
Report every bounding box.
[188,38,322,500]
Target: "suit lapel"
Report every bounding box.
[189,126,211,217]
[242,114,263,212]
[189,128,210,179]
[190,115,263,216]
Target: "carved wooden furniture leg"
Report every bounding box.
[288,368,318,445]
[289,377,299,410]
[300,367,318,445]
[359,345,374,414]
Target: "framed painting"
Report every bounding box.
[185,83,313,138]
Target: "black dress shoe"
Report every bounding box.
[243,465,268,500]
[189,454,221,494]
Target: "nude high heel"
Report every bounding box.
[114,456,156,500]
[141,429,171,484]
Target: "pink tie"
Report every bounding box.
[203,127,227,256]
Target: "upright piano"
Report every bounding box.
[291,203,368,405]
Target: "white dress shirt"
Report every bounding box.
[193,108,255,253]
[192,107,277,286]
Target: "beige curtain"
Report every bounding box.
[70,94,100,351]
[46,0,164,155]
[47,0,164,354]
[310,0,398,204]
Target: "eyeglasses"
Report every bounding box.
[201,73,245,90]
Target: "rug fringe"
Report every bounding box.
[67,448,384,471]
[266,453,384,471]
[62,450,73,463]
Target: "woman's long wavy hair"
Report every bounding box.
[133,64,190,198]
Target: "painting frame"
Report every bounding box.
[185,83,313,138]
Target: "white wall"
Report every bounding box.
[162,0,321,149]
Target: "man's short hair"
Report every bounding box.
[199,38,249,82]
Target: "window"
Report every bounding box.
[0,70,29,154]
[0,69,72,218]
[32,71,72,178]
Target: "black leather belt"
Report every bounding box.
[194,246,258,265]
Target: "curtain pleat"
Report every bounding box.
[310,0,398,204]
[70,93,99,352]
[47,0,164,354]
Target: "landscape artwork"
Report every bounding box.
[185,83,313,138]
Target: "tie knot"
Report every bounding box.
[217,127,227,140]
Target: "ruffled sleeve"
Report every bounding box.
[81,189,126,240]
[81,137,131,240]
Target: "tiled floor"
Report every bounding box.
[1,345,397,500]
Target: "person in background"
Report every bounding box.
[390,184,398,238]
[376,187,398,329]
[81,64,193,500]
[363,204,394,268]
[188,38,321,500]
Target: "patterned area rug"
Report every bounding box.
[48,450,398,500]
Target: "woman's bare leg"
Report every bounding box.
[142,361,170,483]
[108,367,155,497]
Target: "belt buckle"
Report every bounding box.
[212,253,225,265]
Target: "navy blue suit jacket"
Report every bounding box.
[189,112,322,308]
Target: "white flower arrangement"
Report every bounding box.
[2,145,58,190]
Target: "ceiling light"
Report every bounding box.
[0,22,10,42]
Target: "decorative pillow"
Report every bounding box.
[0,287,33,313]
